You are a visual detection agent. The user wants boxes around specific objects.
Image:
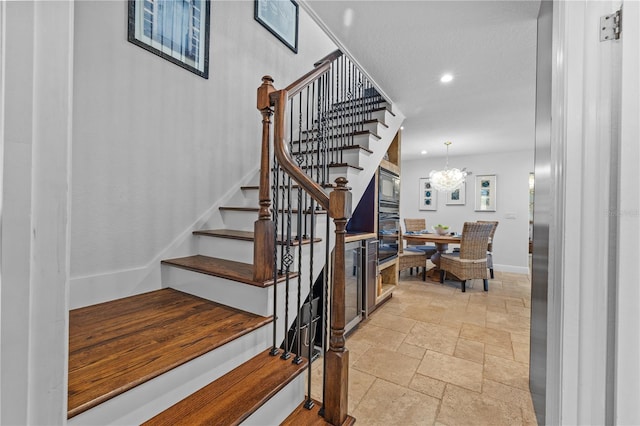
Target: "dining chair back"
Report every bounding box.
[404,218,426,233]
[477,220,499,278]
[439,222,494,292]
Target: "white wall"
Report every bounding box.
[70,1,336,301]
[400,150,533,273]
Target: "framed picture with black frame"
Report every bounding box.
[254,0,299,53]
[127,0,211,79]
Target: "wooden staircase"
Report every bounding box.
[68,50,401,425]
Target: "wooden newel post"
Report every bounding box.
[324,177,352,425]
[254,76,276,282]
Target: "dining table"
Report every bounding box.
[402,232,462,281]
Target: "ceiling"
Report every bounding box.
[304,0,541,160]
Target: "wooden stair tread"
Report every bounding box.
[281,399,356,426]
[271,163,364,172]
[219,206,328,214]
[301,162,364,171]
[162,255,296,287]
[68,288,271,418]
[193,229,321,245]
[142,349,308,426]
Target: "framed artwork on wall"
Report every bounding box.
[254,0,299,53]
[127,0,211,79]
[419,178,437,211]
[446,182,466,205]
[475,175,497,211]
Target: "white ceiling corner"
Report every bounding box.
[303,0,541,160]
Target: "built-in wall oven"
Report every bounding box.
[378,201,399,262]
[378,168,400,262]
[379,168,400,204]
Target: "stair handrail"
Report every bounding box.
[255,49,354,425]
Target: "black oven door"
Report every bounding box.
[379,168,400,204]
[378,201,399,261]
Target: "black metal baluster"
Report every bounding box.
[293,186,304,365]
[281,173,293,361]
[320,209,331,416]
[270,161,280,356]
[304,198,316,409]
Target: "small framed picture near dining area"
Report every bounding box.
[127,0,211,78]
[475,175,497,211]
[446,183,466,205]
[255,0,299,53]
[419,178,437,211]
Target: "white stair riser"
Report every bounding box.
[314,107,392,126]
[163,264,273,315]
[196,236,316,273]
[220,209,328,236]
[242,374,305,426]
[291,132,378,151]
[68,327,269,426]
[288,148,368,169]
[301,118,387,138]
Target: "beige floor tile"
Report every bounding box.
[486,310,530,334]
[348,323,407,351]
[485,343,514,361]
[343,336,373,365]
[353,347,421,387]
[513,340,530,364]
[440,305,487,328]
[417,350,483,392]
[367,311,417,333]
[484,354,530,391]
[341,271,535,424]
[397,342,427,360]
[460,323,512,348]
[430,295,469,310]
[505,297,525,308]
[511,331,530,343]
[466,303,488,315]
[348,368,377,412]
[437,383,523,426]
[507,303,531,318]
[405,321,460,355]
[482,378,535,411]
[523,406,540,425]
[401,303,446,324]
[454,338,485,364]
[352,379,440,426]
[409,373,447,399]
[486,303,509,314]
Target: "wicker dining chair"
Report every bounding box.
[439,222,494,292]
[403,218,437,257]
[477,220,499,278]
[404,218,427,233]
[398,229,431,281]
[398,228,428,280]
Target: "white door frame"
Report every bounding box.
[548,0,639,424]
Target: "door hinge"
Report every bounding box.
[600,9,622,41]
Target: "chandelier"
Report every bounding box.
[429,141,467,191]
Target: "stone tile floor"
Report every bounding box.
[310,270,538,425]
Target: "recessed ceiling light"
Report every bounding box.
[440,73,454,83]
[421,150,428,155]
[400,126,404,130]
